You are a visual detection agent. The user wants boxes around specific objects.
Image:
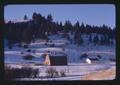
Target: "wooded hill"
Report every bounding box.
[4,12,115,49]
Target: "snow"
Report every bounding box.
[4,33,116,80]
[86,58,91,64]
[5,19,29,23]
[13,62,115,80]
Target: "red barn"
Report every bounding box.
[44,51,68,66]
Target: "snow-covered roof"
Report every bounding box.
[46,51,67,57]
[87,55,99,59]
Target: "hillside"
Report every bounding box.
[4,12,116,80]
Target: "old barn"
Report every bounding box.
[44,51,68,66]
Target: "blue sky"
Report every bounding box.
[4,4,115,29]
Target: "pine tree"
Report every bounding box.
[93,35,99,45]
[22,23,33,44]
[80,22,85,33]
[78,35,84,45]
[100,36,104,45]
[88,35,92,43]
[74,21,80,32]
[24,15,28,20]
[47,14,53,22]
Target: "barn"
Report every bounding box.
[44,51,68,66]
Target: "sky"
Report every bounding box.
[4,4,115,29]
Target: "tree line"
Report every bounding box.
[4,12,115,49]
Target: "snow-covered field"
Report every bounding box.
[8,62,115,80]
[4,34,116,80]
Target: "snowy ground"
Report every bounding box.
[4,44,115,64]
[10,62,115,80]
[4,35,116,80]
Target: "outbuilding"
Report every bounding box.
[44,51,68,66]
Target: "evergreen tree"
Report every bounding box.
[78,35,84,45]
[93,35,99,45]
[74,21,80,32]
[74,31,83,45]
[59,21,63,31]
[4,12,115,48]
[80,22,85,33]
[100,36,104,45]
[64,20,72,33]
[32,12,37,20]
[47,14,53,22]
[22,22,33,44]
[24,15,28,20]
[85,24,92,35]
[88,35,92,43]
[7,21,14,49]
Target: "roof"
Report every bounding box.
[49,55,68,65]
[46,51,67,57]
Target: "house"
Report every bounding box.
[80,53,101,64]
[44,51,68,66]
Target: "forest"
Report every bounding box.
[4,12,116,49]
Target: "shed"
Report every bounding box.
[44,51,68,66]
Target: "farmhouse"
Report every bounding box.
[44,51,68,66]
[80,53,102,64]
